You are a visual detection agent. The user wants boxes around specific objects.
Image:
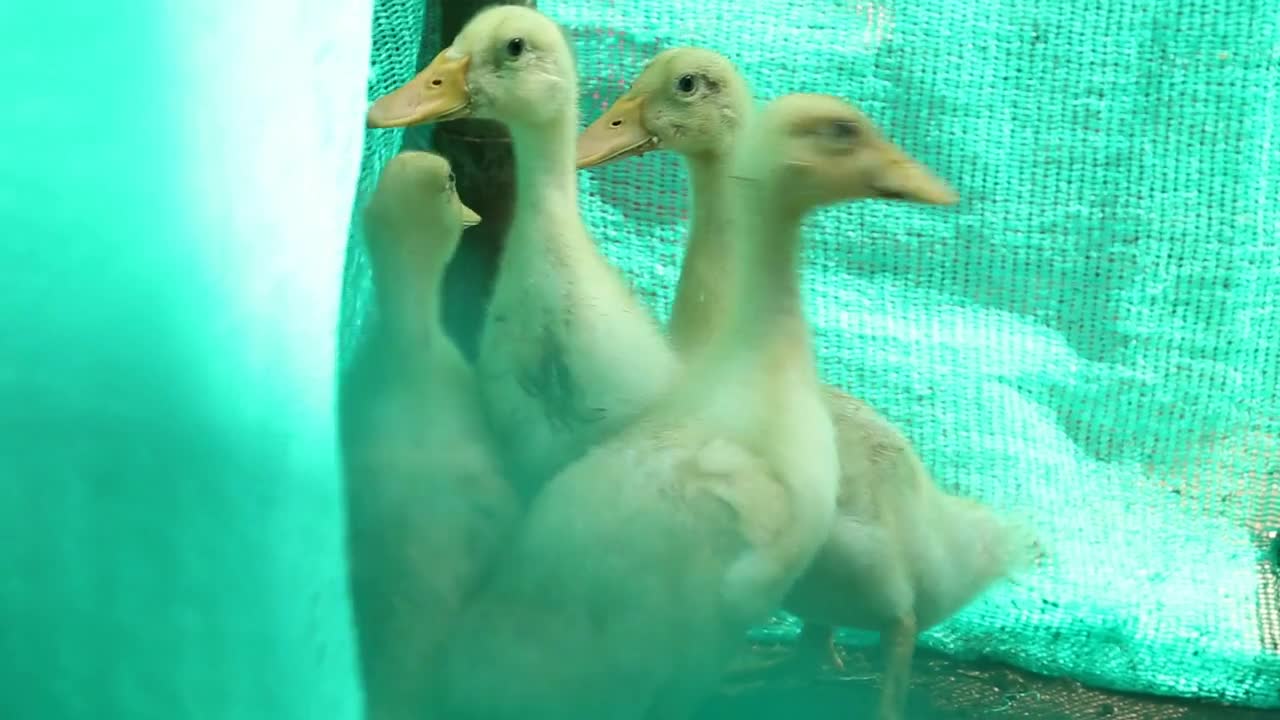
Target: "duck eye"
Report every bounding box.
[447,171,456,187]
[675,74,697,94]
[506,37,525,58]
[828,120,858,141]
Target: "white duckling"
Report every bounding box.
[424,93,959,720]
[338,151,522,720]
[578,52,1039,720]
[577,47,754,358]
[366,6,678,498]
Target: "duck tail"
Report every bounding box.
[927,493,1043,619]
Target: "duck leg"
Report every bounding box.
[722,621,841,683]
[877,613,917,720]
[797,621,845,671]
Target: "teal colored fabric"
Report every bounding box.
[2,1,369,718]
[353,0,1280,709]
[341,0,436,365]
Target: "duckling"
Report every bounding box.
[366,6,678,498]
[578,53,1039,720]
[338,151,522,720]
[421,93,958,720]
[578,47,753,358]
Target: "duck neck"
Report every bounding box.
[507,114,588,257]
[715,184,814,381]
[670,151,734,356]
[369,247,447,350]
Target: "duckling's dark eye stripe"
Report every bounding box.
[829,120,858,139]
[683,73,721,92]
[793,118,832,136]
[795,117,858,138]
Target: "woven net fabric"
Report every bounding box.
[340,0,437,364]
[350,0,1280,709]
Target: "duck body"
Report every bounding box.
[433,376,839,720]
[366,6,679,499]
[342,327,521,630]
[785,385,1036,632]
[781,399,1039,720]
[433,211,839,720]
[476,185,677,496]
[577,60,1027,720]
[424,88,863,720]
[339,152,521,720]
[343,332,520,719]
[377,5,681,498]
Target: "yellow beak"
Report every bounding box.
[868,144,959,206]
[459,202,482,227]
[367,50,472,128]
[576,95,660,169]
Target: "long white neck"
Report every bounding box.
[368,242,448,350]
[711,182,814,383]
[669,152,733,357]
[506,111,594,261]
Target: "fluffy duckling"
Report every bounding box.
[578,47,753,357]
[579,53,1039,720]
[425,93,958,720]
[367,6,678,498]
[338,151,522,720]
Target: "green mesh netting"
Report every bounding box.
[348,0,1280,710]
[342,0,437,362]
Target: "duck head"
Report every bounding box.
[367,6,576,130]
[732,93,958,217]
[363,151,481,265]
[577,47,752,168]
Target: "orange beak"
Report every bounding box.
[576,96,660,169]
[868,144,959,206]
[367,50,472,128]
[459,201,482,227]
